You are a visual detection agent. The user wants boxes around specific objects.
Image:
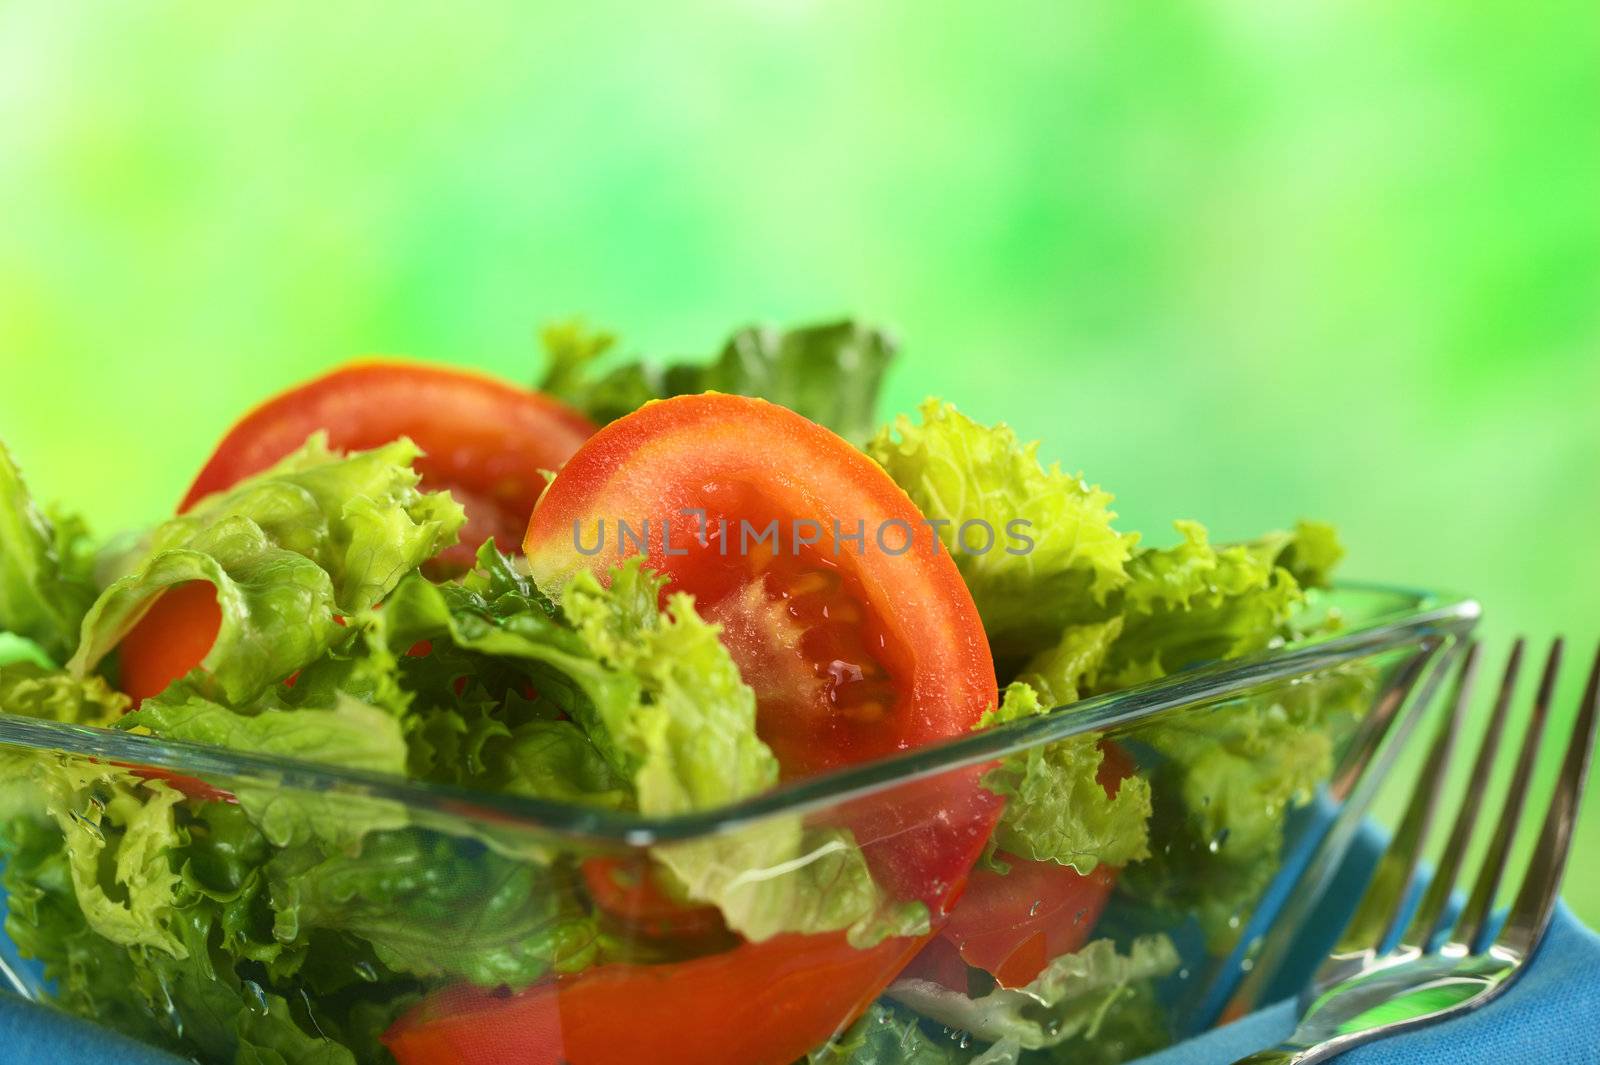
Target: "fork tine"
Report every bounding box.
[1400,639,1523,951]
[1496,642,1600,954]
[1450,638,1563,951]
[1331,643,1479,959]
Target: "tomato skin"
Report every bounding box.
[116,581,223,705]
[579,857,726,940]
[522,393,994,776]
[384,931,931,1065]
[522,394,1001,913]
[117,363,593,706]
[903,741,1135,990]
[181,360,594,538]
[928,857,1119,989]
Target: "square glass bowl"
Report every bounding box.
[0,584,1477,1065]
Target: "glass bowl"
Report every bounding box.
[0,583,1478,1065]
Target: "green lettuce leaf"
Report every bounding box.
[69,436,463,706]
[867,400,1136,657]
[978,683,1151,873]
[810,1001,1005,1064]
[1027,982,1174,1065]
[268,829,602,989]
[121,693,409,850]
[888,935,1179,1051]
[557,562,922,943]
[493,720,630,807]
[1120,667,1372,949]
[538,318,897,442]
[0,661,128,726]
[0,442,97,663]
[1099,520,1305,690]
[1014,618,1123,708]
[0,666,132,819]
[32,762,190,957]
[535,320,657,427]
[1085,518,1367,948]
[1,786,412,1065]
[363,547,915,943]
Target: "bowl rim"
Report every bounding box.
[0,582,1480,845]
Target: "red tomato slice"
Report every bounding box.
[112,763,237,805]
[916,857,1119,989]
[903,741,1135,989]
[523,392,1001,911]
[579,857,726,940]
[182,361,595,571]
[117,362,594,705]
[117,580,224,706]
[383,931,930,1065]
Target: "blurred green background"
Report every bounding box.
[1,4,1596,917]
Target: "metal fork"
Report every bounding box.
[1233,638,1600,1064]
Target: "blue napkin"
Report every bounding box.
[1139,901,1600,1065]
[3,855,1598,1063]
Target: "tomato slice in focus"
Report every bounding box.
[522,393,1001,911]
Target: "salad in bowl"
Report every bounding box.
[0,320,1467,1065]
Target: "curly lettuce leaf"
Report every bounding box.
[33,762,189,957]
[1,784,412,1065]
[361,548,913,943]
[539,318,897,442]
[0,667,129,821]
[868,400,1136,657]
[810,1001,1006,1064]
[535,320,658,427]
[562,560,779,812]
[978,683,1151,873]
[1082,519,1366,947]
[889,935,1179,1051]
[0,661,128,726]
[69,436,463,706]
[492,720,630,807]
[120,693,409,851]
[1120,667,1372,949]
[1100,519,1305,690]
[557,562,924,943]
[1014,617,1123,707]
[269,829,601,989]
[0,442,97,663]
[172,434,465,608]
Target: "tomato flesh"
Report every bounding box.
[384,931,931,1065]
[579,857,726,940]
[925,858,1119,989]
[903,741,1135,989]
[431,393,1003,1065]
[523,393,1001,912]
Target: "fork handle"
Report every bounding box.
[1231,1048,1318,1065]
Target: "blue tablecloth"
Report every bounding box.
[3,857,1598,1063]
